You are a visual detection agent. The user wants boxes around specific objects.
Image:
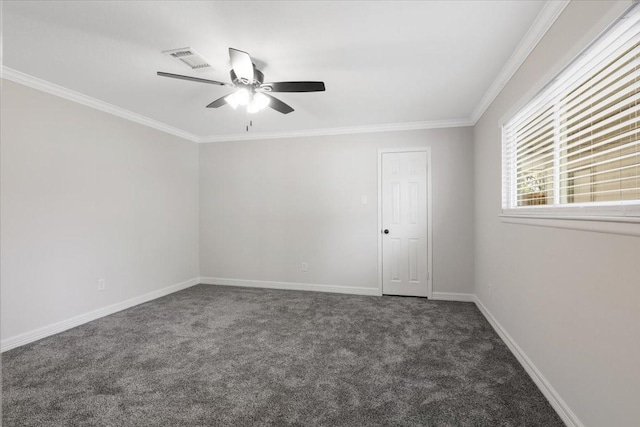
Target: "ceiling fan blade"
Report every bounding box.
[260,81,326,92]
[229,48,254,84]
[157,71,231,86]
[206,94,233,108]
[263,93,294,114]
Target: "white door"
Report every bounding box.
[381,151,430,297]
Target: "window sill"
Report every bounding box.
[499,214,640,237]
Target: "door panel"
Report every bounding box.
[382,151,429,297]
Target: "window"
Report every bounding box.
[502,4,640,220]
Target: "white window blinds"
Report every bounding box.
[502,4,640,218]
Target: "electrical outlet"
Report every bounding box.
[98,279,106,292]
[301,262,308,272]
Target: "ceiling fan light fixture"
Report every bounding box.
[224,88,251,109]
[224,93,239,109]
[247,92,271,114]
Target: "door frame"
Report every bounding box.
[377,147,433,298]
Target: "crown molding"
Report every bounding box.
[1,66,200,142]
[1,2,567,143]
[1,66,473,143]
[2,67,474,144]
[469,0,570,124]
[197,118,474,143]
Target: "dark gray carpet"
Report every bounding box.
[2,285,563,426]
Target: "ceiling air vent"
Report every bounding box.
[163,47,211,71]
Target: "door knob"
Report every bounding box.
[383,229,390,234]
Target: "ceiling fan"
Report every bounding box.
[157,48,325,114]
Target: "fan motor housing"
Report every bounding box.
[230,67,264,87]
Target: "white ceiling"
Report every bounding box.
[2,1,557,141]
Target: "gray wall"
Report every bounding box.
[199,128,475,295]
[473,1,640,426]
[1,80,200,341]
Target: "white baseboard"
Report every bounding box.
[473,296,582,427]
[1,276,580,426]
[199,277,380,296]
[1,277,200,352]
[431,291,475,302]
[202,280,474,302]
